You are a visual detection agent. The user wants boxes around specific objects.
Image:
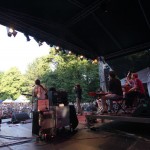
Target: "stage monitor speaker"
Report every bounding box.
[11,112,30,123]
[132,104,150,117]
[32,111,40,135]
[69,105,78,130]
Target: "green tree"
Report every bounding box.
[0,67,26,100]
[41,48,100,102]
[24,47,100,102]
[25,55,51,93]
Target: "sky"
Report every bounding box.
[0,25,50,73]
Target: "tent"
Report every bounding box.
[121,67,150,96]
[3,99,13,104]
[15,95,30,103]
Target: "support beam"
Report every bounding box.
[86,115,150,129]
[67,0,122,50]
[138,0,150,31]
[66,0,105,26]
[92,14,122,49]
[105,42,150,60]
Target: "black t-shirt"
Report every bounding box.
[75,87,82,99]
[109,78,123,96]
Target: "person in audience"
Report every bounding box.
[125,73,145,108]
[74,84,82,115]
[101,71,123,114]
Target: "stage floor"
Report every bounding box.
[0,116,150,150]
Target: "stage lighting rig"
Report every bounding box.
[7,27,17,37]
[24,33,31,41]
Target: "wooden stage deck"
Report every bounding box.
[85,114,150,128]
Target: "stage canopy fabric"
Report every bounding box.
[0,0,150,60]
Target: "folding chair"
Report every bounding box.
[88,92,97,103]
[136,94,146,107]
[112,97,126,114]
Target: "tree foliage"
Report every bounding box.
[0,67,26,100]
[0,48,100,102]
[38,48,100,102]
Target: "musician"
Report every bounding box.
[124,71,134,93]
[33,79,48,100]
[32,79,48,110]
[125,73,145,107]
[101,71,123,114]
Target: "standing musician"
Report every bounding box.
[32,79,48,110]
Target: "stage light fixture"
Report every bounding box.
[26,36,31,41]
[12,30,17,37]
[55,46,59,50]
[50,44,54,47]
[34,37,43,46]
[24,33,31,41]
[68,51,72,54]
[7,27,18,37]
[80,55,84,59]
[38,40,43,46]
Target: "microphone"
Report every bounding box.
[22,93,32,96]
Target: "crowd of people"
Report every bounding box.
[0,103,32,119]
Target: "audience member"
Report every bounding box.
[74,84,82,115]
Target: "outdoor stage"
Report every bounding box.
[0,114,150,150]
[85,113,150,129]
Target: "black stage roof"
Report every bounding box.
[0,0,150,61]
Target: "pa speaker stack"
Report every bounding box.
[132,98,150,118]
[69,105,78,130]
[32,111,40,135]
[48,90,68,106]
[11,112,30,123]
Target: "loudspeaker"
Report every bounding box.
[11,112,30,123]
[69,105,78,130]
[32,111,40,135]
[132,104,150,117]
[48,90,68,106]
